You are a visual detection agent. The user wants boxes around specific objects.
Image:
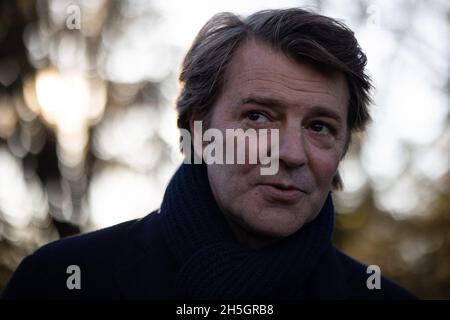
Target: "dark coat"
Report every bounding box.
[2,211,416,299]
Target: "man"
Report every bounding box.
[3,8,415,299]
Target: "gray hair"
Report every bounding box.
[176,8,373,189]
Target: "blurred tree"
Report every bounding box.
[0,0,448,299]
[0,0,174,293]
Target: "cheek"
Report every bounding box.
[308,147,341,186]
[207,163,257,217]
[207,165,230,208]
[207,163,254,194]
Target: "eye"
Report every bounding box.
[309,121,334,135]
[246,111,270,123]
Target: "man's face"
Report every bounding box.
[194,39,349,245]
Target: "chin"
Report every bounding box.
[242,207,308,239]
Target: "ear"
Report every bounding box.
[188,112,205,161]
[188,111,195,134]
[332,172,343,190]
[342,132,352,159]
[188,112,201,144]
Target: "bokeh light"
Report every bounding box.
[0,0,448,298]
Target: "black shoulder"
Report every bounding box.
[2,218,139,299]
[335,249,417,300]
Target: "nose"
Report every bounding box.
[278,125,308,168]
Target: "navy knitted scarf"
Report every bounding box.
[159,163,335,299]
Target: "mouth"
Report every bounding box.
[258,182,305,203]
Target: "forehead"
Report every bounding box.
[221,38,349,115]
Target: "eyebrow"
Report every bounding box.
[240,96,343,123]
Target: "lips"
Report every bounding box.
[258,182,305,203]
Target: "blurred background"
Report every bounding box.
[0,0,448,299]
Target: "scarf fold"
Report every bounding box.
[159,163,335,299]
